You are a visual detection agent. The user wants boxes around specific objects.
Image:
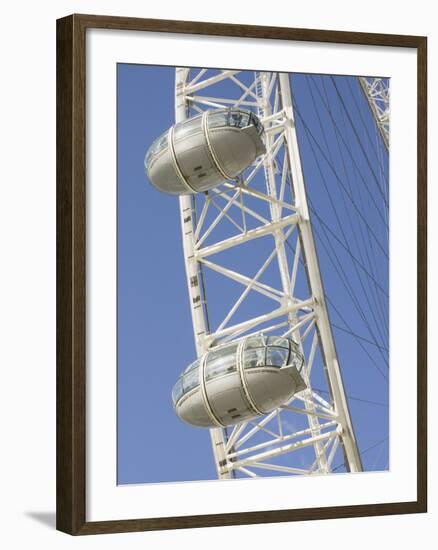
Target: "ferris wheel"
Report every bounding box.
[145,68,389,480]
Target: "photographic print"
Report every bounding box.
[57,15,427,534]
[117,65,390,485]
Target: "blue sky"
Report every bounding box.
[117,65,389,484]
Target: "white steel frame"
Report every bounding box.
[359,77,390,150]
[175,68,363,479]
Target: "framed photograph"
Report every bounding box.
[56,14,427,535]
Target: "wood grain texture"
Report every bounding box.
[56,13,428,535]
[74,12,424,47]
[56,14,86,534]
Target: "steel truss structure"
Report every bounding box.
[359,77,390,150]
[175,68,364,479]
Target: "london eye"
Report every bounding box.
[142,68,389,480]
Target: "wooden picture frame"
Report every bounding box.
[56,13,427,535]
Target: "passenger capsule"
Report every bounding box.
[172,336,306,428]
[144,109,266,195]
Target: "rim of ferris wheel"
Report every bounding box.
[144,108,266,195]
[176,68,365,476]
[172,335,306,428]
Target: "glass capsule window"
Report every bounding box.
[244,347,267,369]
[267,336,289,348]
[184,359,200,374]
[288,347,304,371]
[208,110,230,129]
[266,346,289,367]
[249,112,264,135]
[174,115,202,141]
[243,335,303,371]
[244,335,266,349]
[145,130,168,168]
[172,377,184,406]
[228,110,250,128]
[243,335,266,368]
[182,367,199,395]
[208,109,253,130]
[205,342,238,381]
[172,362,201,406]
